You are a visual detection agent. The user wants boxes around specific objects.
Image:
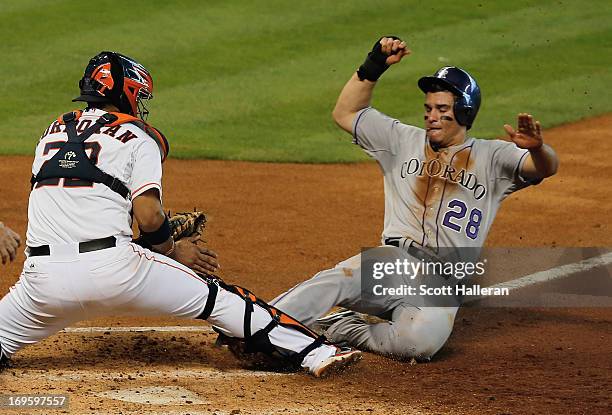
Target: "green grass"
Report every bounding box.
[1,0,610,162]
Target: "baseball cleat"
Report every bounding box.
[310,347,362,378]
[313,309,358,332]
[0,353,10,372]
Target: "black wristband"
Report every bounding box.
[131,235,152,250]
[357,35,401,82]
[140,216,171,246]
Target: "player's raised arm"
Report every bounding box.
[503,113,559,179]
[332,36,411,133]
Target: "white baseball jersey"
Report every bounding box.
[1,108,337,371]
[27,108,163,246]
[352,107,536,252]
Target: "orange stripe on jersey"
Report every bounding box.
[144,125,169,162]
[132,182,161,197]
[106,113,140,127]
[129,244,208,286]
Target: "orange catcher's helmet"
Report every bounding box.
[73,51,154,120]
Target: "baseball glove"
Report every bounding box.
[170,211,226,282]
[133,210,208,249]
[133,210,221,281]
[168,210,207,241]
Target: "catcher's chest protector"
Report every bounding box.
[30,111,169,199]
[31,111,130,198]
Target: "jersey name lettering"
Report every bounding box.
[41,119,135,144]
[400,158,486,200]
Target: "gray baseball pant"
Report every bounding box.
[270,248,458,360]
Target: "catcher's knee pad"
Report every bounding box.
[212,282,327,365]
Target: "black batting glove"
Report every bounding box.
[357,35,402,82]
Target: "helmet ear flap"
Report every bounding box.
[78,77,101,97]
[74,51,123,106]
[454,101,474,130]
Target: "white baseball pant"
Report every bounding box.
[0,241,335,370]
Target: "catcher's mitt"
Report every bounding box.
[133,210,221,280]
[133,210,207,249]
[169,211,223,281]
[168,210,207,241]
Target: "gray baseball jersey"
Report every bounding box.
[352,107,537,255]
[271,107,540,359]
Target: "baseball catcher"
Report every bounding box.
[0,51,361,377]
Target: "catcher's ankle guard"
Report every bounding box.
[205,281,328,366]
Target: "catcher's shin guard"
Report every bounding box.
[203,279,327,366]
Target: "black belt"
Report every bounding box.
[384,237,440,263]
[28,236,116,257]
[384,237,413,249]
[384,237,455,281]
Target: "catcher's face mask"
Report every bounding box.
[117,53,154,120]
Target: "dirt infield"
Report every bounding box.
[0,115,611,414]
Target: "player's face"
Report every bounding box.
[424,92,466,148]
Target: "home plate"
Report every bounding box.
[94,386,210,405]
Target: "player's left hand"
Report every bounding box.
[504,113,543,150]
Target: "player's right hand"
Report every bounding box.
[172,235,220,276]
[379,37,411,66]
[0,222,21,264]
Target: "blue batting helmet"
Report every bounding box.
[418,66,481,130]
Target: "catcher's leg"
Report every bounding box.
[0,258,87,361]
[322,304,459,360]
[123,244,355,374]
